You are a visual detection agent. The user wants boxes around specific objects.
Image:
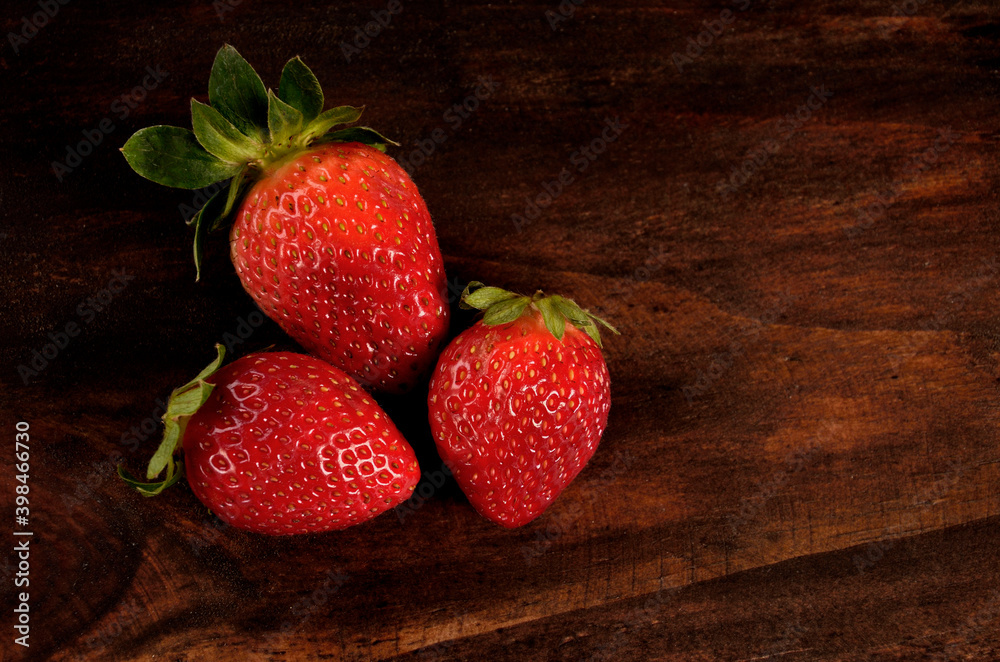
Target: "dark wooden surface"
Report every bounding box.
[3,1,1000,660]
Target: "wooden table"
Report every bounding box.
[3,1,1000,659]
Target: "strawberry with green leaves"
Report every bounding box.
[122,45,449,393]
[119,345,421,534]
[427,283,618,528]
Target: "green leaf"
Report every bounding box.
[147,379,214,481]
[219,164,250,223]
[278,56,324,124]
[459,281,486,309]
[580,320,603,348]
[119,344,227,497]
[550,295,591,325]
[319,126,399,152]
[268,89,304,147]
[482,296,530,325]
[191,98,262,163]
[536,298,565,341]
[192,189,228,281]
[146,345,226,479]
[124,45,400,195]
[122,126,242,189]
[190,344,229,383]
[300,105,365,143]
[589,312,620,335]
[117,463,184,497]
[548,294,619,346]
[208,44,269,142]
[463,286,519,310]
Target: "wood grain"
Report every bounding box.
[2,0,1000,660]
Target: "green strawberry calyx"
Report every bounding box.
[460,282,620,348]
[117,344,227,497]
[120,44,398,281]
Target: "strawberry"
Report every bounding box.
[122,45,449,393]
[119,345,421,535]
[427,283,618,528]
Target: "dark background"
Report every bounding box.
[2,0,1000,660]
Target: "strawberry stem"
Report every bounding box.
[461,282,619,347]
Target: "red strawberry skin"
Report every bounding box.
[183,351,421,534]
[427,310,612,528]
[230,142,449,394]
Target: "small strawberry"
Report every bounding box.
[119,345,421,535]
[122,46,449,393]
[427,283,618,528]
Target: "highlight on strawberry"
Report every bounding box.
[118,345,421,535]
[427,282,619,528]
[121,45,449,394]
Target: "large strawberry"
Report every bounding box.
[119,345,421,534]
[427,283,618,528]
[122,45,449,393]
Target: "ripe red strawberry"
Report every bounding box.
[427,284,618,528]
[122,45,448,393]
[119,346,421,535]
[229,142,448,393]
